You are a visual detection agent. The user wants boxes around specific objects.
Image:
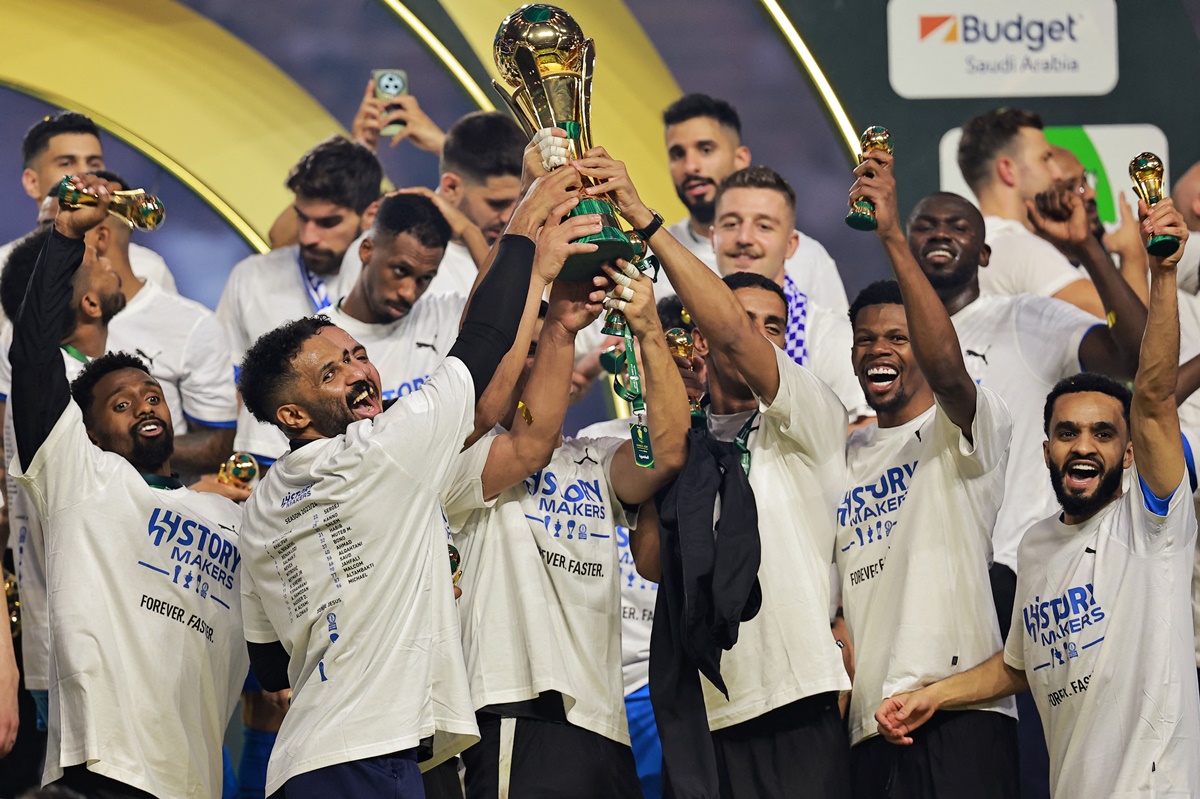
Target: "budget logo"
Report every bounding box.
[888,0,1117,98]
[919,15,957,42]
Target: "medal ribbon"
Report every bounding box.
[611,325,654,468]
[60,344,89,364]
[298,251,332,312]
[733,410,758,476]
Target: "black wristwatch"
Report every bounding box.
[633,208,663,241]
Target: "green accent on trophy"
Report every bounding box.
[845,125,893,232]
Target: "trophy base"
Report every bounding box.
[560,197,635,282]
[845,210,878,231]
[1147,234,1180,258]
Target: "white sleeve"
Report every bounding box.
[1129,465,1198,557]
[129,243,178,295]
[11,401,114,517]
[239,552,278,644]
[372,357,476,491]
[1015,296,1102,380]
[808,305,870,421]
[179,311,239,428]
[1176,238,1200,296]
[440,433,498,532]
[759,345,847,463]
[216,265,251,365]
[939,385,1013,477]
[986,231,1084,298]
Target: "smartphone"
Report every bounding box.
[371,69,409,136]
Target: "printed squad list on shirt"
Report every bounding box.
[271,499,376,621]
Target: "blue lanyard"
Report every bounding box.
[297,251,331,312]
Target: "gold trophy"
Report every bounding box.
[665,327,705,419]
[58,176,165,231]
[492,3,635,284]
[1129,152,1180,257]
[845,126,894,231]
[217,452,260,490]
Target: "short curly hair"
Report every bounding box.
[849,280,904,328]
[238,316,335,427]
[71,351,152,416]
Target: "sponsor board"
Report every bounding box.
[888,0,1118,98]
[938,124,1169,229]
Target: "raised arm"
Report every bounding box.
[465,168,590,438]
[479,265,605,499]
[11,174,115,468]
[1131,199,1189,499]
[1026,188,1146,380]
[447,170,593,410]
[602,262,690,505]
[875,651,1027,745]
[571,148,782,404]
[851,151,977,434]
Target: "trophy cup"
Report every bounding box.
[665,327,705,419]
[492,3,635,283]
[845,126,893,231]
[217,452,260,490]
[58,176,165,231]
[1129,152,1180,257]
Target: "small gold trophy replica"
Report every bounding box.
[665,327,705,418]
[492,3,635,284]
[449,544,462,586]
[845,126,893,231]
[57,176,165,231]
[217,452,260,490]
[1129,152,1180,257]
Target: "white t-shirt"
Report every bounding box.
[1175,233,1200,296]
[239,358,479,794]
[980,216,1089,301]
[701,346,850,729]
[578,417,658,696]
[0,348,87,692]
[1174,292,1200,433]
[217,243,364,461]
[666,218,850,314]
[322,296,465,401]
[107,280,238,437]
[445,433,635,743]
[951,294,1102,571]
[229,295,464,461]
[1004,471,1200,796]
[837,388,1017,746]
[425,240,478,298]
[13,401,246,798]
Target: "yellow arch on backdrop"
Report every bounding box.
[433,0,687,221]
[0,0,353,252]
[755,0,859,160]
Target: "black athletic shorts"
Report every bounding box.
[849,709,1018,799]
[461,691,643,798]
[423,757,464,799]
[703,691,851,799]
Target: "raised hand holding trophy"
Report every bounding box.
[1129,152,1180,257]
[58,176,165,231]
[845,126,893,231]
